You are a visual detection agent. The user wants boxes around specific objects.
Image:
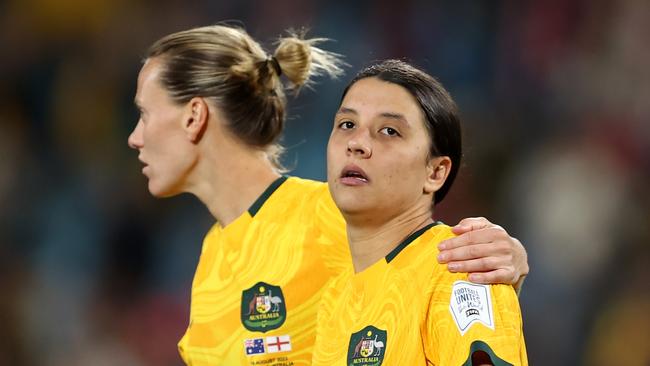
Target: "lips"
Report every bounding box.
[138,156,149,174]
[340,164,369,185]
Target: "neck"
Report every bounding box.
[345,206,434,273]
[187,147,281,226]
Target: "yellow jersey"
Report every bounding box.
[178,176,350,365]
[312,223,527,366]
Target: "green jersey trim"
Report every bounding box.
[248,176,289,217]
[385,221,442,263]
[461,340,513,366]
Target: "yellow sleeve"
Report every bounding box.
[422,274,528,366]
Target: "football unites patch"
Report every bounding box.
[241,282,287,332]
[449,280,494,335]
[347,325,387,366]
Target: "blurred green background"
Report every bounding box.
[1,0,648,365]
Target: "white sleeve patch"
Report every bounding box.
[448,280,494,335]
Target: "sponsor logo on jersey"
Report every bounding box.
[347,325,386,366]
[449,280,494,335]
[241,281,286,332]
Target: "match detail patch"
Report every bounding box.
[449,281,494,335]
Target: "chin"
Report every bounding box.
[147,185,165,198]
[147,180,178,198]
[331,192,372,217]
[337,205,378,224]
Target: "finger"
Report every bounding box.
[438,241,509,263]
[467,268,517,285]
[451,217,493,235]
[438,228,509,253]
[445,256,506,273]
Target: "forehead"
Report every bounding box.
[341,77,423,122]
[135,58,165,102]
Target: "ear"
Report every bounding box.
[183,97,209,143]
[423,156,452,194]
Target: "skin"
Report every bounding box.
[128,57,528,286]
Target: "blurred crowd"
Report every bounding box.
[1,0,648,365]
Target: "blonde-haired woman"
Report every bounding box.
[128,24,528,365]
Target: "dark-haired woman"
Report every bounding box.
[313,60,527,365]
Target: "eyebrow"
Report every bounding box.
[337,107,410,127]
[336,106,357,115]
[379,112,410,127]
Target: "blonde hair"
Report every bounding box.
[146,24,344,169]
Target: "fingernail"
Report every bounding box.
[437,253,447,262]
[448,263,459,271]
[438,243,446,250]
[469,274,481,282]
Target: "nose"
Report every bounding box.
[128,120,144,150]
[346,129,372,158]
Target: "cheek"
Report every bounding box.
[145,123,192,173]
[164,139,195,172]
[382,151,428,187]
[145,117,179,153]
[150,144,196,196]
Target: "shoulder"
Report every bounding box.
[276,177,339,220]
[283,176,327,193]
[259,176,326,212]
[421,224,455,250]
[389,223,456,269]
[411,224,456,256]
[425,280,525,364]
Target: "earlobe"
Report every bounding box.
[186,97,209,142]
[423,157,451,194]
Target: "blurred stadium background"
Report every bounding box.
[1,0,648,365]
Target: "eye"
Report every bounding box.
[139,107,151,122]
[338,120,355,129]
[379,127,400,137]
